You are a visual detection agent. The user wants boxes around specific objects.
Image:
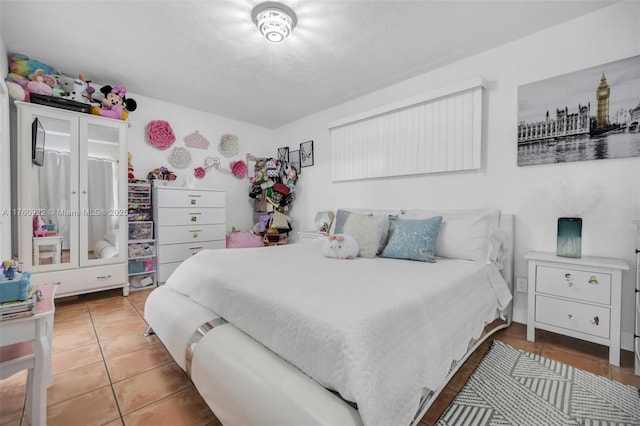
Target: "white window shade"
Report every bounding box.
[329,78,485,181]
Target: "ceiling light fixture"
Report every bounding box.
[251,2,297,44]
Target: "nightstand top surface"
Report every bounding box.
[525,251,629,270]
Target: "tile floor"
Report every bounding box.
[0,288,638,426]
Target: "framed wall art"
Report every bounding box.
[517,55,640,166]
[289,149,301,174]
[277,146,289,162]
[300,140,314,168]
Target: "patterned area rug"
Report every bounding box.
[436,340,640,425]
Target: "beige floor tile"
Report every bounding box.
[52,342,103,375]
[122,387,216,426]
[0,418,21,426]
[46,386,120,426]
[47,361,110,406]
[94,317,149,342]
[52,324,97,352]
[0,378,26,424]
[54,304,90,324]
[90,307,142,327]
[106,342,173,383]
[87,296,133,315]
[100,330,158,360]
[113,363,191,415]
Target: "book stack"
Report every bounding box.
[0,286,37,321]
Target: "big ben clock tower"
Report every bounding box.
[596,73,610,129]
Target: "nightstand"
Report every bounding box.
[525,251,628,366]
[297,231,328,244]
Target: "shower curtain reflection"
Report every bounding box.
[36,150,118,259]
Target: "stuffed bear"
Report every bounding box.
[91,84,137,120]
[323,234,359,260]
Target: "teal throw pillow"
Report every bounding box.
[381,215,443,262]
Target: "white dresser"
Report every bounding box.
[525,251,628,366]
[153,186,226,285]
[633,220,640,375]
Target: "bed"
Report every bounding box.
[144,209,515,426]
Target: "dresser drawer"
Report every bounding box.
[156,207,225,226]
[156,188,224,208]
[535,295,610,339]
[31,264,127,297]
[158,261,182,284]
[158,240,225,264]
[157,224,225,245]
[536,265,611,305]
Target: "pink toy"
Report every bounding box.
[322,234,359,259]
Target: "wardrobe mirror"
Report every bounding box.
[85,123,122,264]
[30,115,73,266]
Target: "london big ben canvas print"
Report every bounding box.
[517,55,640,166]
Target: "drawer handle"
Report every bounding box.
[191,216,198,222]
[191,199,197,205]
[192,232,198,238]
[590,316,600,326]
[567,314,573,319]
[587,276,599,285]
[190,247,203,255]
[564,273,574,287]
[97,275,112,280]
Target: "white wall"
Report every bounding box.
[0,4,11,261]
[123,94,275,232]
[273,1,640,349]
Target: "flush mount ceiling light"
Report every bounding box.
[251,2,297,44]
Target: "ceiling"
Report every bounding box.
[1,1,617,129]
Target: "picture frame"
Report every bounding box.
[289,149,301,174]
[300,140,314,168]
[277,146,289,163]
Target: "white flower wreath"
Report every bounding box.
[218,134,239,157]
[167,147,192,169]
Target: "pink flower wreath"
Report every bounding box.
[146,120,175,150]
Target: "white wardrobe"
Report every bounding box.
[14,101,130,297]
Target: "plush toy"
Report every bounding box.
[9,54,55,77]
[26,69,57,96]
[128,152,135,180]
[91,84,137,120]
[322,234,359,260]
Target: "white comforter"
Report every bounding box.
[166,242,511,426]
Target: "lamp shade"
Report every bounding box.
[252,2,297,44]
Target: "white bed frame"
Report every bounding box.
[144,213,514,426]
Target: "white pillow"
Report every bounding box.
[402,209,501,263]
[103,229,120,249]
[342,213,390,258]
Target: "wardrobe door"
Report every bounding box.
[78,117,128,267]
[18,105,79,272]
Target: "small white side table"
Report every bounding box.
[297,231,328,244]
[525,251,628,366]
[32,235,63,265]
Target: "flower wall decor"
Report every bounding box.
[193,167,206,179]
[167,147,192,169]
[218,134,239,157]
[230,160,247,178]
[193,157,222,179]
[183,130,210,149]
[146,120,176,150]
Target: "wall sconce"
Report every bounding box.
[251,2,297,44]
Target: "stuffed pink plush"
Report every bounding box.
[322,234,359,259]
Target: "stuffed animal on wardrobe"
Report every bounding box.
[322,234,359,260]
[91,84,137,120]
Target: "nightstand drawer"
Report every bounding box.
[535,295,610,339]
[536,265,611,305]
